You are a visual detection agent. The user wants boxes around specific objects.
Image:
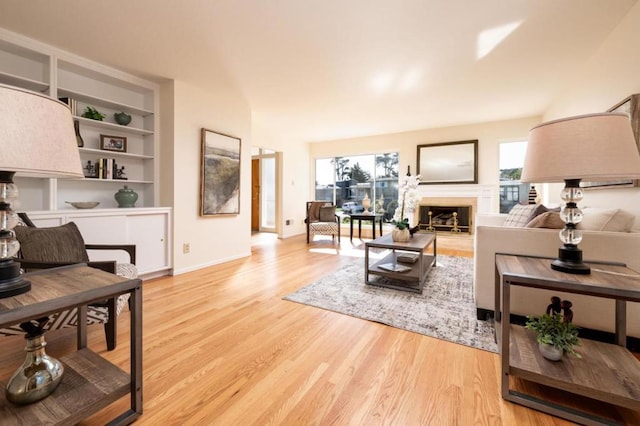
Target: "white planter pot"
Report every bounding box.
[392,228,410,242]
[538,342,563,361]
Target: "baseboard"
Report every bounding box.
[476,308,640,352]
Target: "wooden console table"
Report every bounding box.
[365,232,436,293]
[0,264,142,425]
[495,254,640,425]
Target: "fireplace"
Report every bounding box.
[415,197,476,235]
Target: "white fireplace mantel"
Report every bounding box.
[415,184,497,215]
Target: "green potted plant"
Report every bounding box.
[525,313,581,361]
[82,106,105,121]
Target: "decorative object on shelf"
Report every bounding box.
[65,201,100,209]
[361,193,371,214]
[392,173,421,236]
[546,296,562,316]
[115,165,127,180]
[84,160,97,178]
[73,119,84,147]
[200,128,241,216]
[100,134,127,153]
[417,140,478,184]
[525,313,581,361]
[521,112,640,274]
[115,185,138,208]
[81,105,105,121]
[114,111,132,126]
[5,318,64,404]
[0,84,83,298]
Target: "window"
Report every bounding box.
[315,152,399,221]
[499,141,531,213]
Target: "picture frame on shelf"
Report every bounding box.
[200,128,241,216]
[100,134,127,153]
[582,94,640,189]
[417,140,478,184]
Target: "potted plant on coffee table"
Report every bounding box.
[525,313,581,361]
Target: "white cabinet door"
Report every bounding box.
[126,213,168,274]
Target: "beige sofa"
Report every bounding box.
[474,213,640,337]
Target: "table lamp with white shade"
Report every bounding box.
[521,112,640,274]
[0,84,84,298]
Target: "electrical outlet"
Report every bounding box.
[286,219,291,226]
[183,243,190,254]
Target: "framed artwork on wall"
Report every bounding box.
[417,140,478,184]
[582,94,640,189]
[200,128,241,216]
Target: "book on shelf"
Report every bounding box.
[397,253,420,264]
[58,97,77,116]
[96,158,116,179]
[377,263,412,273]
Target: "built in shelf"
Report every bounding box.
[58,87,154,116]
[0,71,49,93]
[0,348,130,424]
[82,178,153,184]
[79,147,154,160]
[74,116,154,136]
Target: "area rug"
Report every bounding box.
[284,255,498,353]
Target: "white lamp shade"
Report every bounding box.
[0,84,83,178]
[521,112,640,183]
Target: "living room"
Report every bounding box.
[2,1,640,424]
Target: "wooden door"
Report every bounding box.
[251,159,260,230]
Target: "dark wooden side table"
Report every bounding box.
[0,264,142,425]
[349,213,383,241]
[495,254,640,425]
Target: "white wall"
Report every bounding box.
[542,1,640,226]
[305,115,542,227]
[165,80,252,275]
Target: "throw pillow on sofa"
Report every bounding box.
[525,211,565,229]
[577,208,635,232]
[503,203,547,227]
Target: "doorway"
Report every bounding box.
[251,148,280,233]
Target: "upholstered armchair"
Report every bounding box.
[305,201,341,243]
[1,213,138,350]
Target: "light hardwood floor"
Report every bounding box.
[1,233,635,425]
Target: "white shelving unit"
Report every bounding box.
[0,29,159,211]
[0,28,172,277]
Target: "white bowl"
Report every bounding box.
[66,201,100,209]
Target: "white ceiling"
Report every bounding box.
[0,0,636,142]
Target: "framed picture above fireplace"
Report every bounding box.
[417,140,478,184]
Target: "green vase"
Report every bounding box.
[114,112,132,126]
[114,185,138,208]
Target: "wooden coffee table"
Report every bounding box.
[364,232,437,293]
